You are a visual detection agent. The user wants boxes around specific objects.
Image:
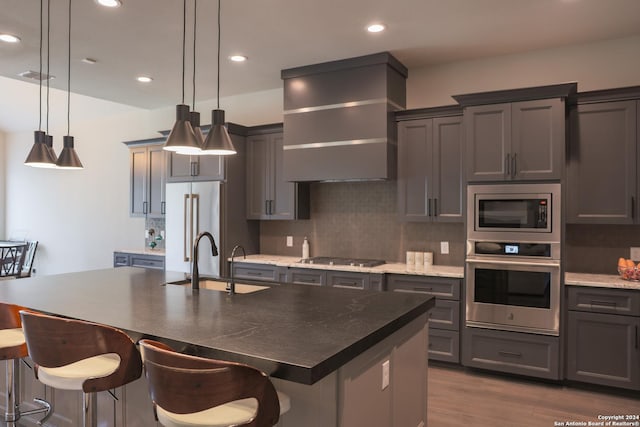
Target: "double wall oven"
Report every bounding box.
[466,183,561,336]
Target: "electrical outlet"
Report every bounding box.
[440,241,449,255]
[286,236,293,247]
[630,247,640,261]
[381,360,390,390]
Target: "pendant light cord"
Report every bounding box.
[67,0,71,136]
[192,0,197,110]
[38,0,43,131]
[181,0,186,104]
[46,0,50,134]
[217,0,220,109]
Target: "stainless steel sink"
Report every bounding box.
[163,278,269,294]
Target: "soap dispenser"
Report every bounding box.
[302,237,310,259]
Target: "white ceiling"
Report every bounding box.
[1,0,640,112]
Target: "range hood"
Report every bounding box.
[281,52,407,182]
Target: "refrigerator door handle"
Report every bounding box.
[192,194,200,243]
[184,194,190,262]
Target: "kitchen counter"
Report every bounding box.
[565,272,640,290]
[115,248,165,256]
[232,254,464,278]
[0,267,433,385]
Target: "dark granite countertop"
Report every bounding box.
[0,267,434,385]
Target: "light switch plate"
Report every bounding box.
[630,247,640,261]
[286,236,293,247]
[381,360,390,390]
[440,241,449,255]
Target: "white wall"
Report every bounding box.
[3,35,640,275]
[0,131,5,239]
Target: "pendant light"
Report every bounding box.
[184,0,205,154]
[201,0,236,155]
[56,0,83,169]
[25,0,57,168]
[45,1,59,167]
[164,0,201,155]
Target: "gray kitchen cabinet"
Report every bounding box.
[166,151,224,182]
[128,143,166,217]
[464,98,565,182]
[566,286,640,390]
[397,114,464,222]
[246,126,310,220]
[387,274,461,363]
[231,262,285,283]
[462,327,560,380]
[567,100,638,224]
[326,270,385,291]
[113,251,165,270]
[286,267,326,286]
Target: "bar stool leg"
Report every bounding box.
[4,359,52,426]
[82,392,97,427]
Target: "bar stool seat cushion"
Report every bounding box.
[0,328,26,348]
[37,353,121,391]
[156,391,291,427]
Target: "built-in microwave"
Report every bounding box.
[467,183,561,242]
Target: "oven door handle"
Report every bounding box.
[465,258,560,268]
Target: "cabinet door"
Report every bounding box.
[147,146,166,217]
[193,155,225,181]
[113,252,130,267]
[269,133,297,219]
[432,116,464,221]
[465,103,511,182]
[567,311,640,390]
[511,98,564,181]
[166,152,194,182]
[129,146,148,216]
[246,134,270,219]
[397,119,432,221]
[567,101,637,224]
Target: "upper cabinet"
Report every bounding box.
[454,83,575,183]
[246,125,310,220]
[567,94,639,224]
[396,108,464,222]
[125,140,166,218]
[166,152,225,182]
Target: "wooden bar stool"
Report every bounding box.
[19,309,143,427]
[139,339,290,427]
[0,302,51,426]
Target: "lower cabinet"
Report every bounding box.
[387,274,461,363]
[231,263,285,283]
[287,268,326,286]
[462,327,560,380]
[113,251,165,270]
[566,286,640,390]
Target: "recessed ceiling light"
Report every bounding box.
[229,55,247,62]
[136,76,153,83]
[95,0,122,7]
[367,23,386,33]
[0,34,21,43]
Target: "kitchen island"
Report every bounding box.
[0,267,434,426]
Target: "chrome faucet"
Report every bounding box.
[227,245,246,295]
[191,232,218,291]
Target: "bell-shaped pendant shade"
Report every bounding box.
[25,130,57,168]
[201,109,236,155]
[177,111,205,155]
[45,134,58,165]
[164,104,201,155]
[56,135,84,169]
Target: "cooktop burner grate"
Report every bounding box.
[299,256,385,268]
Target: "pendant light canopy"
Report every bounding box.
[202,0,236,156]
[164,0,201,155]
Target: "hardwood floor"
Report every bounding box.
[428,364,640,426]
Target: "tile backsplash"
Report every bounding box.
[259,181,465,265]
[145,217,166,250]
[565,224,640,274]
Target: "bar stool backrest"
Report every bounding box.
[19,309,143,392]
[139,339,281,427]
[0,302,28,360]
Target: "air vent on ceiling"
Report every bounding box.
[18,70,55,81]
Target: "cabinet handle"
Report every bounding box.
[265,200,270,215]
[142,201,148,214]
[269,200,274,215]
[632,197,635,219]
[635,325,638,349]
[246,271,262,276]
[512,153,517,178]
[505,154,510,177]
[590,300,617,308]
[498,350,522,358]
[161,201,166,215]
[434,198,438,217]
[427,198,432,217]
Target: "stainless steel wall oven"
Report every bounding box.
[466,183,561,336]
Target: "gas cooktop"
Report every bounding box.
[299,256,386,268]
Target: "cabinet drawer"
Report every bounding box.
[287,268,326,286]
[462,328,560,380]
[113,252,130,267]
[326,271,369,290]
[130,255,164,270]
[567,286,640,316]
[232,264,280,282]
[429,299,460,331]
[429,329,459,363]
[387,275,460,300]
